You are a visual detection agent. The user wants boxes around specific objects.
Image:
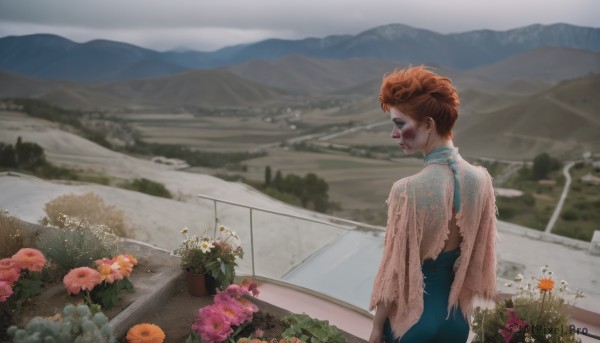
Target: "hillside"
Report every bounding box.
[455,74,600,159]
[0,110,340,276]
[470,46,600,82]
[0,71,73,97]
[225,55,404,94]
[89,69,287,107]
[0,70,287,109]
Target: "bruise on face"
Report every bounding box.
[401,128,416,141]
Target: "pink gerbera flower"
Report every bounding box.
[241,278,260,297]
[224,284,249,298]
[500,308,528,343]
[11,248,46,272]
[63,267,102,295]
[192,305,233,343]
[238,297,259,321]
[214,290,236,304]
[0,280,13,302]
[215,299,245,326]
[0,258,21,285]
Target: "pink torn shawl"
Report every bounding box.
[369,153,498,338]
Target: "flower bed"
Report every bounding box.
[1,239,181,343]
[134,285,366,343]
[3,218,367,343]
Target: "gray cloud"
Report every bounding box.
[0,0,598,51]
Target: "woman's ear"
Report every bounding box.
[426,117,435,132]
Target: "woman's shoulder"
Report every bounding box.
[461,160,493,183]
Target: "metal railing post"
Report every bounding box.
[249,208,255,276]
[213,199,218,237]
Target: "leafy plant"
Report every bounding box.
[174,226,243,290]
[90,278,134,309]
[7,304,116,343]
[37,215,119,276]
[282,314,345,343]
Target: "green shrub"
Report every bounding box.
[521,193,536,207]
[37,215,119,276]
[120,178,172,199]
[122,141,264,168]
[561,210,578,221]
[497,205,516,220]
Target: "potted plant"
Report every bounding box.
[174,226,243,296]
[471,265,585,343]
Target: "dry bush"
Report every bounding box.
[43,192,131,237]
[0,210,30,258]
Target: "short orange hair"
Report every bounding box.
[379,66,459,138]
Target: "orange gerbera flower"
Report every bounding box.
[123,254,138,266]
[115,254,135,277]
[126,323,165,343]
[11,248,46,272]
[537,278,554,292]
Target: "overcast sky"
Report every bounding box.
[0,0,598,52]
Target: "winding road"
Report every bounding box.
[544,161,576,234]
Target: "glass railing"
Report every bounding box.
[196,193,384,313]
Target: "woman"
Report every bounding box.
[369,66,498,343]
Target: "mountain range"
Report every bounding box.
[0,23,598,82]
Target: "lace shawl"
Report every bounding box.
[369,149,498,338]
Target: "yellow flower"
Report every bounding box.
[537,278,554,292]
[126,323,165,343]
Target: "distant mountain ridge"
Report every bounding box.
[0,34,187,82]
[0,23,598,82]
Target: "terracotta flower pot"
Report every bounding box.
[184,271,219,296]
[185,271,208,297]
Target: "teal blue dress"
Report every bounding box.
[384,146,469,343]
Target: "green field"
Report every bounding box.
[496,167,565,230]
[553,164,600,241]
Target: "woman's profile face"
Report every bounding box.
[390,107,429,154]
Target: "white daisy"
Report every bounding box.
[200,241,214,253]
